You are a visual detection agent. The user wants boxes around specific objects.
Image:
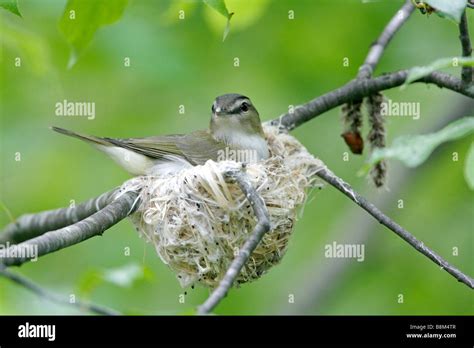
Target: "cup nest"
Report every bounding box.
[115,124,326,288]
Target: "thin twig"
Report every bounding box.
[0,188,118,245]
[459,11,473,85]
[316,168,474,290]
[0,191,139,267]
[358,0,415,79]
[197,167,271,315]
[270,71,473,131]
[0,266,120,315]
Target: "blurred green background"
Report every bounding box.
[0,0,473,315]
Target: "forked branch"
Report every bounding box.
[0,189,118,245]
[358,0,415,79]
[270,71,473,131]
[0,190,139,267]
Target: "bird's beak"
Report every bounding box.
[214,107,225,117]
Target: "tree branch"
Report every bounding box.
[0,191,139,267]
[316,168,474,289]
[0,188,117,245]
[270,71,473,131]
[358,0,415,79]
[197,167,271,315]
[0,266,120,315]
[459,11,473,85]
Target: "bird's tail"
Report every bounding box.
[51,126,110,146]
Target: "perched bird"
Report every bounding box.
[52,94,269,176]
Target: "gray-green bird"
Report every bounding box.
[52,94,269,176]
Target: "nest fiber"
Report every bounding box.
[116,124,325,288]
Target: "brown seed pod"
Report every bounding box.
[341,131,364,155]
[341,99,364,155]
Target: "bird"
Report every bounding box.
[52,94,269,176]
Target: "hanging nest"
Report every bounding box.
[115,124,326,288]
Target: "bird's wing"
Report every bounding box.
[105,134,185,159]
[106,130,227,165]
[177,130,228,165]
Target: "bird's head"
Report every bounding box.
[210,94,264,140]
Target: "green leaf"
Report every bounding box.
[0,0,21,17]
[403,56,474,88]
[203,0,234,41]
[204,0,269,40]
[222,12,234,41]
[465,142,474,190]
[203,0,231,18]
[424,0,467,23]
[363,117,474,171]
[59,0,128,68]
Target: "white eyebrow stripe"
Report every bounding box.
[230,97,250,111]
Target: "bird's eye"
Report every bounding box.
[240,102,249,112]
[211,104,216,113]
